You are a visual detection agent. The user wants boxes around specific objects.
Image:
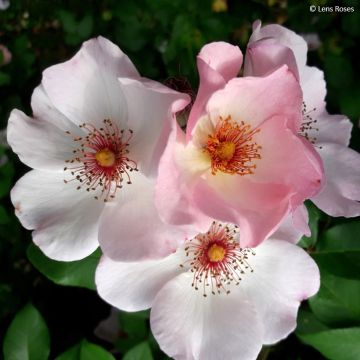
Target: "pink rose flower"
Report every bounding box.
[96,219,320,360]
[246,21,360,220]
[155,42,324,248]
[8,37,189,261]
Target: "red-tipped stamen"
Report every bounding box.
[63,119,138,201]
[181,221,255,297]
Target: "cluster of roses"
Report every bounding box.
[8,21,360,360]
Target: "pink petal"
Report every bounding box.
[11,170,104,261]
[198,42,243,83]
[207,65,303,131]
[292,204,311,237]
[186,42,243,139]
[253,115,324,204]
[244,38,299,79]
[150,273,263,360]
[96,252,183,312]
[192,177,290,248]
[249,20,308,71]
[312,144,360,217]
[155,121,211,230]
[271,205,309,244]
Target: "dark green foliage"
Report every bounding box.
[1,0,359,359]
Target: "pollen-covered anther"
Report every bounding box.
[181,221,255,297]
[300,101,322,148]
[63,119,138,201]
[204,115,262,175]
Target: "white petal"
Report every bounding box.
[42,37,136,128]
[312,112,352,146]
[7,109,78,171]
[11,170,104,261]
[31,85,80,132]
[241,239,320,344]
[151,273,263,360]
[300,66,326,112]
[312,144,360,217]
[96,252,184,312]
[99,173,195,261]
[118,77,190,176]
[300,66,352,146]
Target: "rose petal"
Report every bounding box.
[11,170,104,261]
[249,20,308,72]
[241,239,319,344]
[312,144,360,217]
[42,37,136,128]
[99,172,195,261]
[150,273,263,360]
[7,109,78,171]
[117,77,190,176]
[207,65,302,131]
[96,251,183,312]
[186,42,243,139]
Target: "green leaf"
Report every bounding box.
[324,54,353,89]
[0,284,20,320]
[0,72,11,86]
[3,303,50,360]
[312,221,360,279]
[27,244,101,290]
[119,311,149,338]
[309,270,360,326]
[296,308,329,335]
[318,221,360,251]
[0,205,10,224]
[123,342,153,360]
[55,339,115,360]
[298,327,360,360]
[339,87,360,119]
[0,161,15,199]
[116,311,149,353]
[77,15,93,39]
[58,10,77,33]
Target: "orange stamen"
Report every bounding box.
[205,115,261,175]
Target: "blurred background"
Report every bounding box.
[0,0,359,359]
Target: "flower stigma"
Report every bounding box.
[63,119,138,202]
[204,115,262,175]
[207,243,226,262]
[180,221,255,297]
[95,148,116,167]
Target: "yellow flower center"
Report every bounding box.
[95,148,116,167]
[207,243,226,262]
[204,115,261,176]
[215,141,236,161]
[181,222,256,297]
